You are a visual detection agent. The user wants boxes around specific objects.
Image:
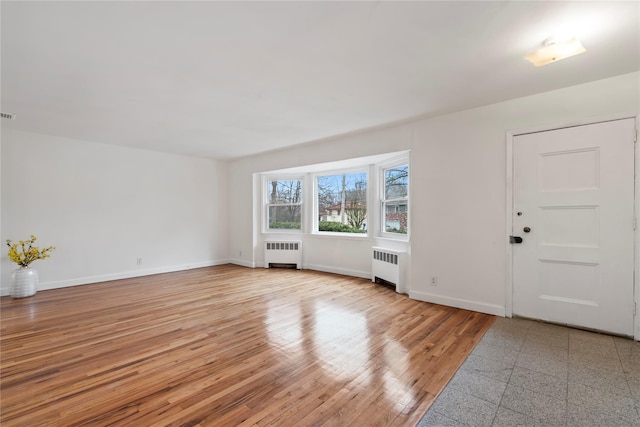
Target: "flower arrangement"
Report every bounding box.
[6,235,55,267]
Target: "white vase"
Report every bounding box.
[11,267,38,298]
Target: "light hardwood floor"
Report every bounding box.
[1,265,494,426]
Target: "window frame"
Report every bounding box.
[379,159,410,239]
[313,167,370,237]
[263,175,304,233]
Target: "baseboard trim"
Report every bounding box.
[409,290,506,317]
[229,259,256,268]
[303,263,370,280]
[1,259,230,296]
[3,263,505,319]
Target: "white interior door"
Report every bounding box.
[512,118,635,336]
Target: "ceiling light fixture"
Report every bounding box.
[525,36,586,67]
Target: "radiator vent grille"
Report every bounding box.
[266,242,300,251]
[373,249,398,265]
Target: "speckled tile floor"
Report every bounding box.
[417,317,640,427]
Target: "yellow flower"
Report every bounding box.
[5,235,55,267]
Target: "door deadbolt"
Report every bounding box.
[523,227,531,233]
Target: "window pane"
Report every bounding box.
[317,172,367,233]
[385,166,408,199]
[268,205,301,229]
[267,180,302,204]
[384,202,408,234]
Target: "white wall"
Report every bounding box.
[1,130,228,295]
[228,72,639,316]
[410,72,639,315]
[3,72,637,317]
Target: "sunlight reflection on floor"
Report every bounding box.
[266,297,414,406]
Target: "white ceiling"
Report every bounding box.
[1,1,638,160]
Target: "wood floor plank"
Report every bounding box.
[1,264,494,426]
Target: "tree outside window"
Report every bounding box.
[266,179,302,230]
[383,166,408,234]
[317,172,367,233]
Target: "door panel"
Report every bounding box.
[513,118,635,336]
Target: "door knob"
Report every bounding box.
[523,227,531,233]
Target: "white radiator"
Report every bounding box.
[264,241,302,269]
[372,247,407,293]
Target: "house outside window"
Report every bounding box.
[266,178,303,230]
[316,171,367,234]
[382,165,409,234]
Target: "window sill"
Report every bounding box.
[263,229,303,234]
[376,234,410,243]
[311,231,370,239]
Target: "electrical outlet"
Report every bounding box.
[431,276,438,286]
[136,258,142,265]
